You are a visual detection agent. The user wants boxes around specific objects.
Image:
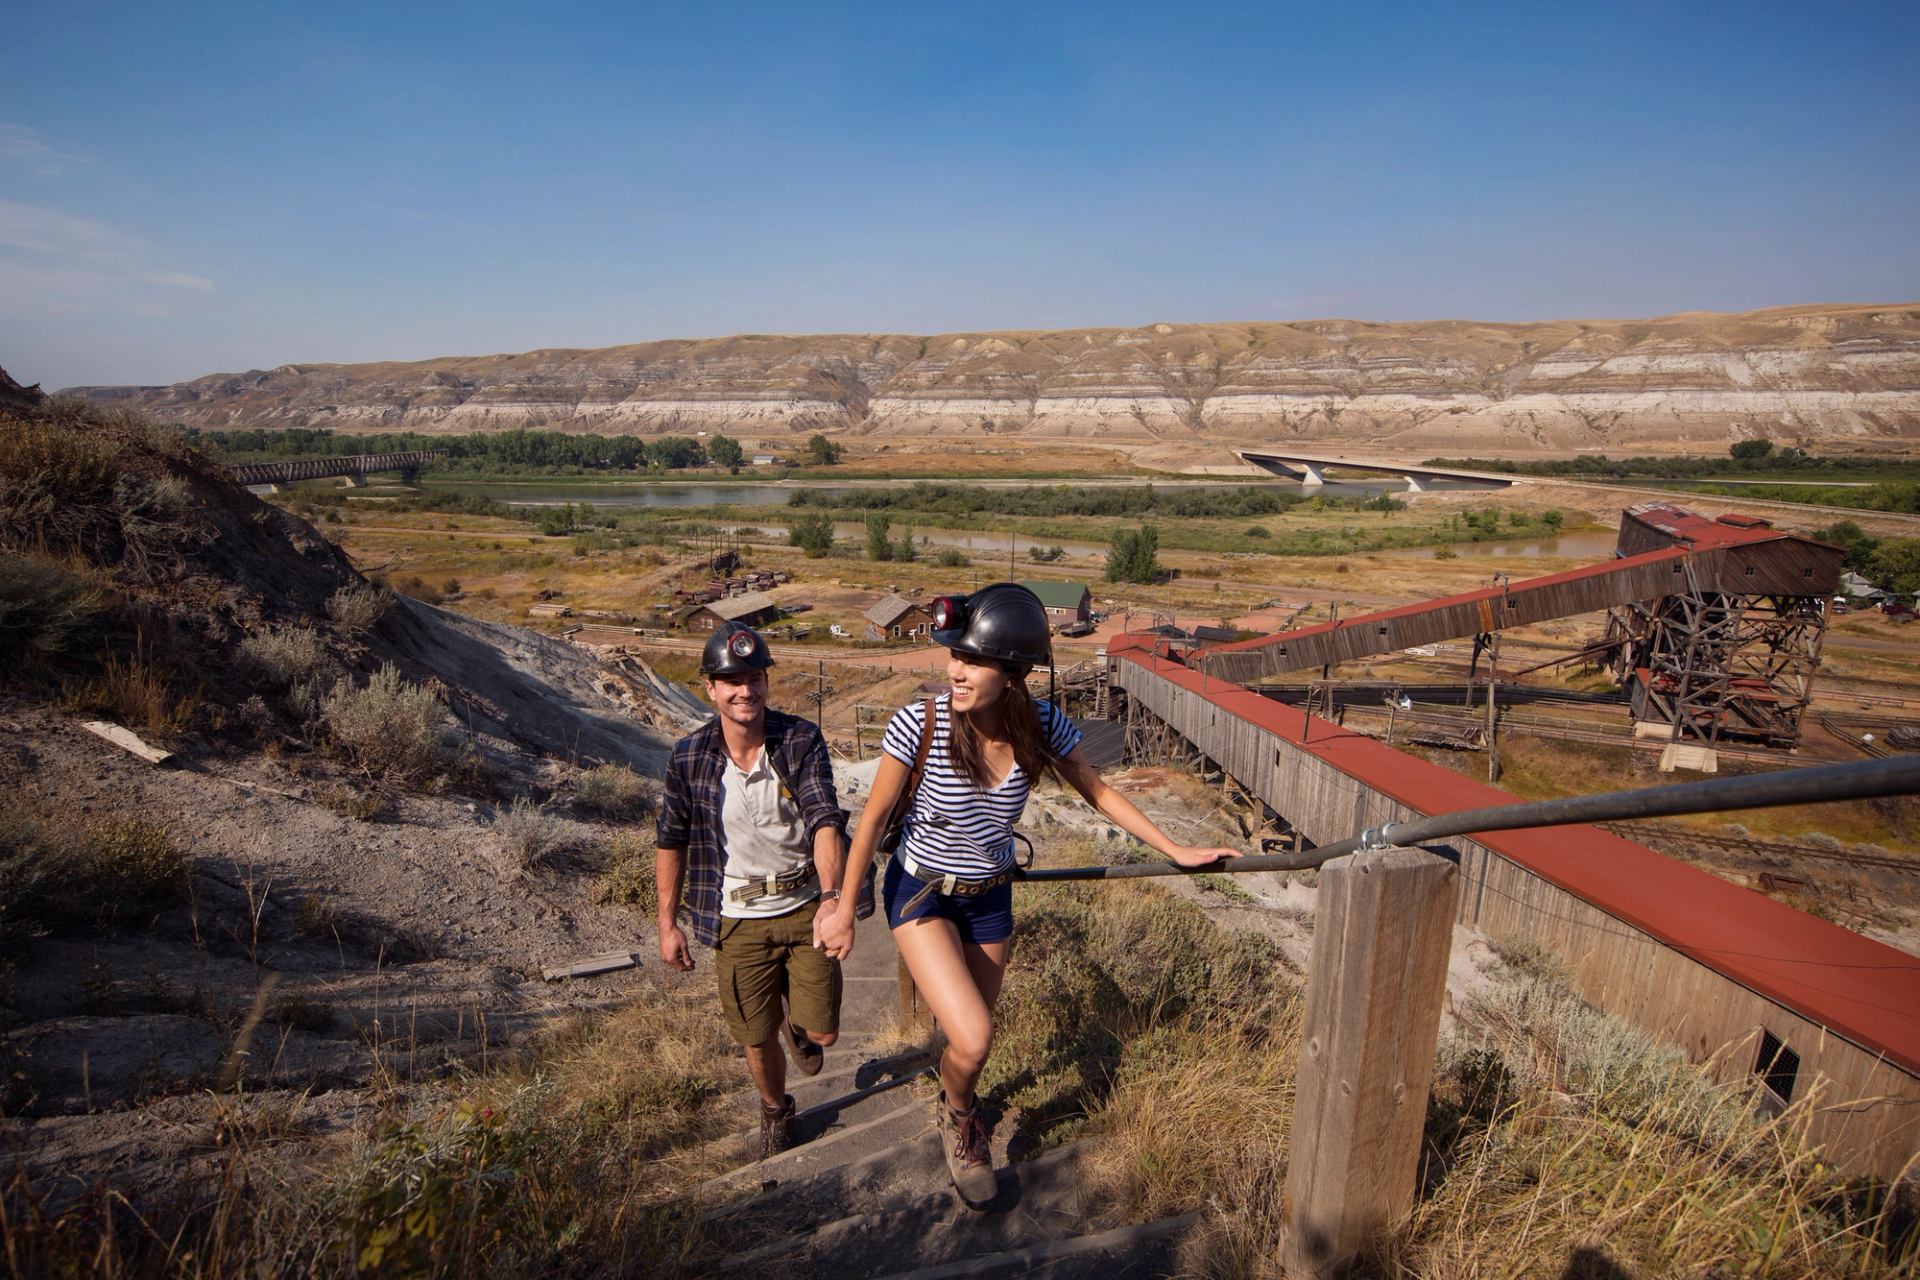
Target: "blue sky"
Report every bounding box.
[4,1,1917,389]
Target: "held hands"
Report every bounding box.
[814,906,856,961]
[658,922,694,971]
[1168,844,1244,868]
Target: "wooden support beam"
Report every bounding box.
[897,956,933,1032]
[1282,847,1460,1277]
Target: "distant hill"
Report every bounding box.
[68,303,1920,452]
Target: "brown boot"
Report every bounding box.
[935,1090,996,1208]
[759,1094,796,1159]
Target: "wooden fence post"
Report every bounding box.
[1282,847,1460,1277]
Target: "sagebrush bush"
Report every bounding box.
[493,799,566,877]
[326,583,392,636]
[573,763,651,819]
[238,625,328,686]
[321,663,449,786]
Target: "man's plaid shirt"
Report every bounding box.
[656,708,866,948]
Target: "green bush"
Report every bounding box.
[936,547,969,568]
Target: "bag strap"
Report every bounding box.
[886,697,937,833]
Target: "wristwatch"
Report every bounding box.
[818,889,842,904]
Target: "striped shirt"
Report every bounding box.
[880,694,1083,879]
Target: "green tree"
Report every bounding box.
[1540,509,1566,534]
[1730,439,1775,463]
[1105,525,1161,584]
[536,503,576,536]
[707,434,744,472]
[788,513,835,558]
[1868,537,1920,597]
[805,434,842,466]
[1815,519,1879,574]
[865,513,894,561]
[895,527,918,562]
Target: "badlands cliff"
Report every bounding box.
[70,303,1920,452]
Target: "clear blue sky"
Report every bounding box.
[4,1,1917,389]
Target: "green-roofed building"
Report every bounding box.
[1019,580,1092,628]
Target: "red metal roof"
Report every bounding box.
[1110,636,1920,1074]
[1623,503,1789,549]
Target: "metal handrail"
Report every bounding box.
[1015,755,1920,882]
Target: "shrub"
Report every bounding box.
[238,626,327,686]
[326,584,392,636]
[572,763,651,819]
[321,663,450,786]
[315,784,389,822]
[936,547,969,568]
[592,831,657,915]
[493,798,566,877]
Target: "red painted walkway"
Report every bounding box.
[1112,635,1920,1074]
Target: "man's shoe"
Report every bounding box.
[935,1090,997,1208]
[786,1020,824,1077]
[759,1094,796,1159]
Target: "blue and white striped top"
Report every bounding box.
[880,694,1084,879]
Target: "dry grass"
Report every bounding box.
[0,555,106,675]
[591,830,657,915]
[0,802,190,947]
[58,633,201,742]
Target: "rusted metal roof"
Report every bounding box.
[1110,634,1920,1075]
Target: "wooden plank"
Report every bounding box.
[1282,848,1460,1277]
[541,951,639,981]
[80,720,174,765]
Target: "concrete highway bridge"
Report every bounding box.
[1237,448,1522,490]
[230,450,446,490]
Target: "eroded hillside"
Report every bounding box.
[68,303,1920,453]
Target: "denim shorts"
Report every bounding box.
[883,857,1015,944]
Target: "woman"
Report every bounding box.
[828,582,1241,1207]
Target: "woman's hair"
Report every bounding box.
[946,663,1064,790]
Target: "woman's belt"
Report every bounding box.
[727,864,817,903]
[898,854,1012,915]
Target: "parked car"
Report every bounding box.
[1879,600,1916,621]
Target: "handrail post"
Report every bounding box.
[1282,847,1459,1276]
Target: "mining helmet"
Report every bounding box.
[700,622,775,677]
[929,582,1052,670]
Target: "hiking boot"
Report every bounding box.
[785,1020,824,1077]
[935,1090,997,1208]
[758,1094,796,1159]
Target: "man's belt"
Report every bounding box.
[899,854,1012,915]
[728,864,817,904]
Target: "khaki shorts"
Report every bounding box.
[714,898,842,1048]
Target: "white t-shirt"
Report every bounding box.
[880,694,1083,880]
[718,744,816,919]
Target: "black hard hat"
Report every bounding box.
[700,622,775,676]
[930,582,1051,669]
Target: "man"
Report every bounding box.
[655,621,867,1156]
